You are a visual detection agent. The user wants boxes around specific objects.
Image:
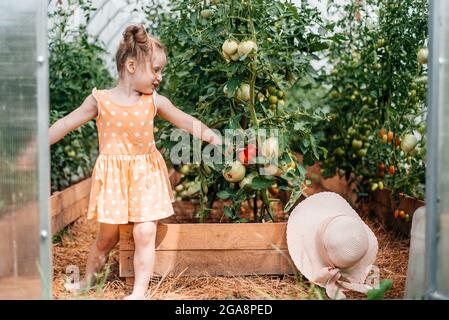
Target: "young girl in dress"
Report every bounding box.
[47,24,225,299]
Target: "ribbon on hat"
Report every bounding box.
[313,214,373,299]
[313,266,373,299]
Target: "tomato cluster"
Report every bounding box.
[319,0,427,202]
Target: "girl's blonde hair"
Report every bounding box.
[115,24,167,76]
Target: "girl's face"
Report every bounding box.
[127,49,167,95]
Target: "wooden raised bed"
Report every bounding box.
[118,164,298,282]
[49,156,423,284]
[369,189,425,236]
[117,158,371,282]
[119,221,296,282]
[50,178,92,235]
[302,157,425,237]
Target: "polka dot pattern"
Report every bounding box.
[88,87,175,224]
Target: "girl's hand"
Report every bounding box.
[207,133,223,146]
[203,130,233,157]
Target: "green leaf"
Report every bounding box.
[217,190,233,200]
[224,206,234,219]
[284,187,303,212]
[297,164,307,177]
[366,279,393,300]
[251,176,275,190]
[309,41,329,52]
[227,78,240,98]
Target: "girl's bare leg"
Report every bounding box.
[124,221,158,300]
[67,223,119,292]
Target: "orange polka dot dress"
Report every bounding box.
[87,88,175,224]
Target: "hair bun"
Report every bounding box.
[123,24,145,41]
[130,25,140,35]
[115,25,166,75]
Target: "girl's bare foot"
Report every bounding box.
[123,293,145,300]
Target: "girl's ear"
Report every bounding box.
[125,58,136,74]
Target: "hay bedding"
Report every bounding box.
[52,209,410,300]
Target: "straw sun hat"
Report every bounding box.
[286,192,379,299]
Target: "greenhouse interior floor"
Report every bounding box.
[52,211,410,300]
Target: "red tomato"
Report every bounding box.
[394,210,399,219]
[394,138,401,147]
[388,165,395,175]
[378,163,385,177]
[387,131,394,143]
[237,144,257,165]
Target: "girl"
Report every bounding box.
[47,24,226,299]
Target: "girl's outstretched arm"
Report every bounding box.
[155,93,223,146]
[14,94,98,172]
[49,94,98,145]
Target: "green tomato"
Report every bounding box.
[348,127,356,136]
[417,48,428,65]
[330,90,339,99]
[222,39,238,56]
[223,161,246,182]
[401,134,418,153]
[200,9,213,19]
[180,164,191,175]
[239,172,258,189]
[236,83,251,102]
[267,86,277,95]
[376,38,386,48]
[418,124,426,135]
[357,148,367,157]
[237,40,257,57]
[268,95,278,104]
[352,139,363,150]
[335,147,345,157]
[378,181,384,190]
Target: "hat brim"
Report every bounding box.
[286,192,378,286]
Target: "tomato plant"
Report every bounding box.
[319,0,427,201]
[156,0,327,222]
[48,0,113,192]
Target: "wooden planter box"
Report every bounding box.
[118,189,297,282]
[50,178,92,235]
[301,157,425,237]
[119,221,296,283]
[370,189,425,237]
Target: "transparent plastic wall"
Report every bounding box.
[426,0,449,300]
[0,0,52,299]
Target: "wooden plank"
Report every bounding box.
[50,178,92,235]
[51,195,90,235]
[0,277,42,299]
[50,178,91,218]
[119,249,297,277]
[119,222,288,251]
